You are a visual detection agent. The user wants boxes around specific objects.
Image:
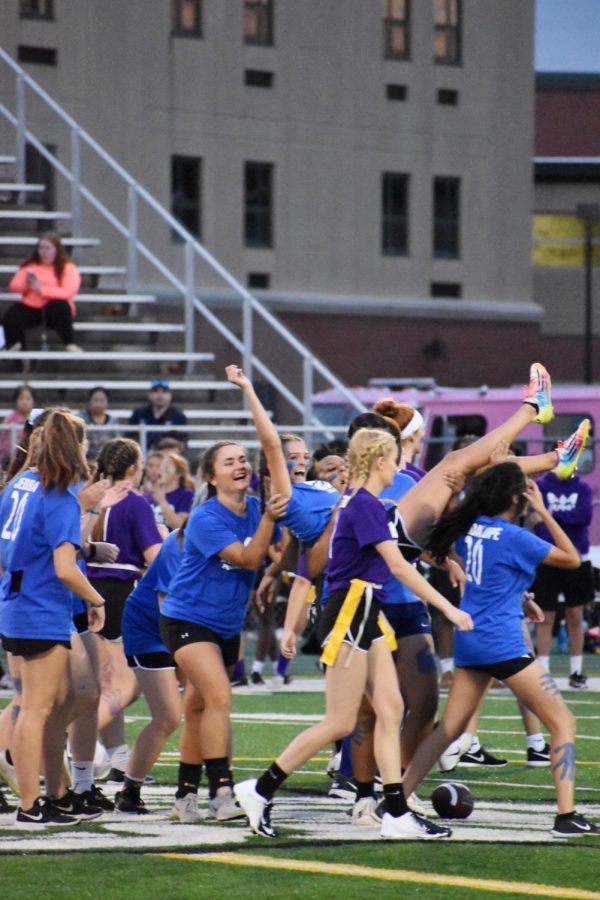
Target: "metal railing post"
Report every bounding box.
[184,241,195,375]
[302,355,314,428]
[70,127,82,240]
[242,292,253,410]
[16,74,26,205]
[127,184,138,299]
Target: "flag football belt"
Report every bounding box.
[320,578,397,668]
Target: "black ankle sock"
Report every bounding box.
[383,782,408,818]
[256,762,288,801]
[5,749,13,766]
[204,757,232,799]
[123,776,143,796]
[354,780,375,800]
[175,762,202,800]
[556,810,575,819]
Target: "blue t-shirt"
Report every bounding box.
[0,470,81,641]
[161,495,262,638]
[279,481,340,545]
[454,515,551,666]
[123,529,183,656]
[380,469,421,608]
[327,488,393,602]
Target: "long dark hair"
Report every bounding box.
[348,412,400,445]
[20,232,70,283]
[426,462,527,563]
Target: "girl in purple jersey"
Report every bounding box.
[87,438,163,783]
[234,428,472,840]
[145,451,194,530]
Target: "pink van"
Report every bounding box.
[313,381,600,564]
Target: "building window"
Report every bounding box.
[386,83,408,101]
[430,281,462,297]
[382,172,409,256]
[383,0,410,60]
[244,0,274,46]
[245,69,274,88]
[171,156,202,241]
[437,88,458,105]
[172,0,202,37]
[17,46,57,66]
[247,272,270,289]
[434,0,461,65]
[433,176,460,258]
[244,162,273,247]
[26,142,56,211]
[19,0,53,19]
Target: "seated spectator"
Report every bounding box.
[128,379,188,451]
[0,383,35,466]
[145,451,195,529]
[142,450,163,496]
[77,386,120,461]
[3,232,82,352]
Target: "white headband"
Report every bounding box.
[401,410,424,440]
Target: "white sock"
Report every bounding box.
[537,655,550,672]
[71,760,94,794]
[252,660,264,674]
[570,656,582,675]
[106,744,129,773]
[440,658,454,674]
[468,735,481,754]
[526,732,546,752]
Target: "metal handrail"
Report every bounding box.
[0,46,365,426]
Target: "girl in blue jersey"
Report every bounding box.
[160,365,289,821]
[0,410,106,827]
[115,526,185,815]
[234,428,472,841]
[402,462,599,838]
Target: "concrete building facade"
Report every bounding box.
[0,0,544,389]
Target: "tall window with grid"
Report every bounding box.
[433,176,460,258]
[433,0,461,65]
[382,172,409,256]
[244,0,274,46]
[19,0,53,19]
[383,0,410,60]
[172,0,202,37]
[245,162,274,247]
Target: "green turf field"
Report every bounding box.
[1,648,599,899]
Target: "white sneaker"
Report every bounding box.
[269,674,284,691]
[352,796,381,826]
[208,785,245,821]
[326,749,341,778]
[406,792,426,816]
[381,810,452,840]
[438,732,471,772]
[234,778,277,837]
[0,750,19,796]
[0,673,13,690]
[172,793,206,824]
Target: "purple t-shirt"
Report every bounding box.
[86,491,163,581]
[327,488,394,601]
[146,487,194,528]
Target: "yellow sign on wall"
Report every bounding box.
[533,215,600,267]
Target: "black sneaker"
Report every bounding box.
[0,786,16,814]
[551,812,600,837]
[328,776,357,801]
[16,796,81,827]
[459,747,507,768]
[115,790,150,815]
[230,675,249,687]
[250,672,265,685]
[569,672,588,690]
[87,784,115,811]
[283,674,293,685]
[51,789,103,820]
[526,743,551,767]
[105,767,125,784]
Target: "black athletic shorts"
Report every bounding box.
[160,616,240,668]
[318,587,385,657]
[530,561,594,612]
[1,636,71,658]
[126,651,175,670]
[73,610,89,635]
[463,654,535,681]
[89,576,137,641]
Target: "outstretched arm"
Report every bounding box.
[225,364,291,502]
